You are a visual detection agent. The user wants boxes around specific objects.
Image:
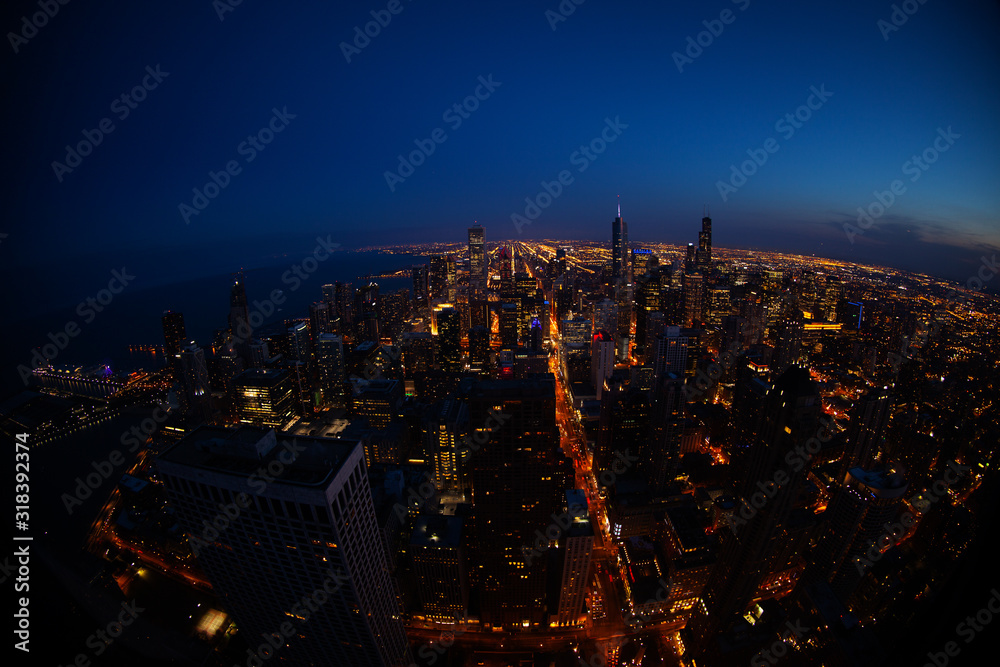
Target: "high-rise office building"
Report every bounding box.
[612,202,629,284]
[468,376,564,629]
[499,245,514,297]
[286,321,310,362]
[591,330,615,398]
[356,379,403,431]
[808,466,908,603]
[429,255,448,300]
[229,271,252,359]
[468,325,490,372]
[653,326,688,377]
[411,514,469,622]
[178,341,212,421]
[355,283,380,342]
[233,368,295,428]
[158,427,411,666]
[645,372,685,494]
[309,301,332,346]
[468,223,486,295]
[162,311,187,358]
[555,490,593,627]
[435,306,462,371]
[696,214,712,273]
[683,272,704,328]
[771,320,804,375]
[499,303,519,351]
[316,333,345,406]
[841,387,893,476]
[425,398,470,495]
[411,265,429,310]
[687,366,821,656]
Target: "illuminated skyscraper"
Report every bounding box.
[316,333,345,406]
[612,202,628,284]
[435,306,462,371]
[233,368,294,428]
[158,428,411,666]
[411,265,429,309]
[468,376,563,630]
[468,223,486,295]
[411,514,469,622]
[161,311,187,358]
[696,214,712,273]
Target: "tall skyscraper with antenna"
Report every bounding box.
[696,210,712,273]
[612,199,628,284]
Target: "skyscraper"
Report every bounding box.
[840,386,893,477]
[158,427,411,666]
[808,466,908,602]
[468,223,486,296]
[612,202,628,284]
[591,330,615,398]
[178,341,212,421]
[411,514,469,622]
[435,306,462,371]
[411,265,429,310]
[229,271,252,357]
[696,213,712,273]
[233,368,295,428]
[161,311,187,358]
[468,376,564,630]
[316,333,345,406]
[688,366,822,656]
[555,490,593,627]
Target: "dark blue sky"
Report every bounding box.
[2,0,998,284]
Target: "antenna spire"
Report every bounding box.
[617,195,621,219]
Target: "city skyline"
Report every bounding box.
[3,1,999,666]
